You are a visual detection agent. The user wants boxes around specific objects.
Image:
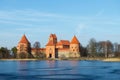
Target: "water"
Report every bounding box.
[0,60,120,80]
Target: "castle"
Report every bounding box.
[17,34,81,58]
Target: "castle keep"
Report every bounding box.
[17,34,81,58]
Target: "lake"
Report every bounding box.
[0,60,120,80]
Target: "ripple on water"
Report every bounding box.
[20,67,73,71]
[110,69,120,74]
[0,73,101,80]
[0,61,120,80]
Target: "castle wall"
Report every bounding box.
[70,44,80,57]
[17,43,30,54]
[56,45,63,48]
[46,46,56,58]
[58,49,70,58]
[17,43,31,58]
[31,48,46,57]
[56,45,69,49]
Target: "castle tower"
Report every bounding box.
[17,34,31,58]
[46,34,57,58]
[49,34,57,44]
[70,36,80,58]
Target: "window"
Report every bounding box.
[73,49,75,51]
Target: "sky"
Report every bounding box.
[0,0,120,49]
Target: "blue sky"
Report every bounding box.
[0,0,120,48]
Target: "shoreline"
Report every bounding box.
[0,58,120,62]
[102,58,120,62]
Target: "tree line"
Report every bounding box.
[0,47,17,59]
[0,38,120,59]
[81,38,120,58]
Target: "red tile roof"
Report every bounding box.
[71,36,80,44]
[57,40,70,46]
[46,34,57,46]
[50,34,57,38]
[19,34,30,44]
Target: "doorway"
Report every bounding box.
[49,54,52,58]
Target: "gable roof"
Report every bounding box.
[57,40,70,46]
[19,34,30,44]
[70,36,80,44]
[46,34,57,46]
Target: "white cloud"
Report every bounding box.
[0,9,120,28]
[15,26,55,33]
[0,20,33,26]
[0,10,66,27]
[0,10,59,17]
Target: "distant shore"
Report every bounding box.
[0,59,38,61]
[102,58,120,62]
[0,58,120,62]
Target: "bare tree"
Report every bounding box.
[33,41,41,49]
[114,43,118,53]
[97,41,113,58]
[33,41,42,58]
[87,38,97,57]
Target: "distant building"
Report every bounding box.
[17,34,81,58]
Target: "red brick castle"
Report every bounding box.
[17,34,81,58]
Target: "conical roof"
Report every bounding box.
[19,34,30,44]
[71,36,80,44]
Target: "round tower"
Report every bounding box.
[70,36,80,58]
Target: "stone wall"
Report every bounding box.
[58,50,70,58]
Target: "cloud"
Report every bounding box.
[15,27,55,33]
[0,10,62,19]
[0,10,65,26]
[0,9,120,28]
[0,20,33,26]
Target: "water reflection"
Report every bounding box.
[70,60,79,67]
[0,60,120,80]
[17,61,28,76]
[47,60,56,68]
[46,60,56,75]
